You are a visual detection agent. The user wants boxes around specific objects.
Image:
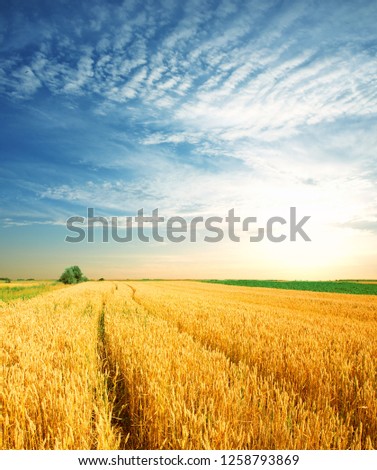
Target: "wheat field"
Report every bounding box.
[1,281,376,449]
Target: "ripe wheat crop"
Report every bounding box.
[1,283,121,449]
[1,280,376,449]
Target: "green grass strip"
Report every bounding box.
[203,280,377,295]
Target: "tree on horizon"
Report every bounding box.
[59,266,88,285]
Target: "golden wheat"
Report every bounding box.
[126,281,377,449]
[0,282,120,449]
[1,280,376,449]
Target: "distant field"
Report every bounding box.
[204,279,377,295]
[345,280,377,285]
[0,280,64,302]
[1,280,376,450]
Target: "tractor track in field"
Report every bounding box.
[126,283,137,303]
[97,298,132,449]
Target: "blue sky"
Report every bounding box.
[0,0,376,279]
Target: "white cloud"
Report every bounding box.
[63,54,94,94]
[9,65,42,98]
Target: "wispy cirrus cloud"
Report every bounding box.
[1,0,375,137]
